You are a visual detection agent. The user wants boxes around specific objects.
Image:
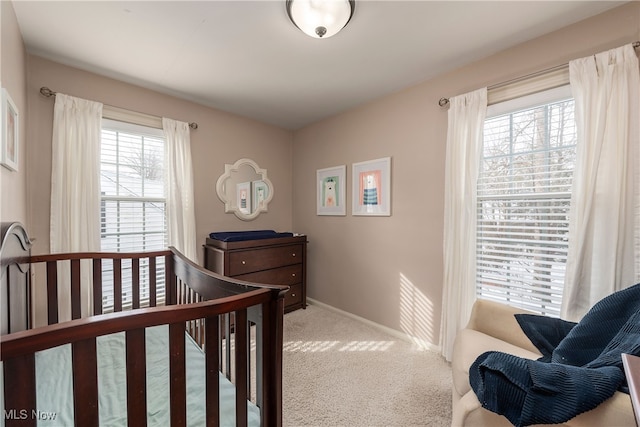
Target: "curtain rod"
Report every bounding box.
[438,41,640,108]
[39,86,198,130]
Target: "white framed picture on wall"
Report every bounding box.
[1,88,19,171]
[352,157,391,216]
[317,165,346,216]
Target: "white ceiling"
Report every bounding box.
[12,1,625,130]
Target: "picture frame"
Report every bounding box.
[352,157,391,216]
[252,179,270,212]
[317,165,346,216]
[1,88,19,171]
[236,181,251,215]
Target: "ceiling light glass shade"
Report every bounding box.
[286,0,355,39]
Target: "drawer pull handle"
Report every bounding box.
[242,261,246,265]
[292,253,296,257]
[291,293,296,297]
[292,273,296,277]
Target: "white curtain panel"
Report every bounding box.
[440,88,487,361]
[163,118,198,263]
[50,93,103,319]
[562,44,640,321]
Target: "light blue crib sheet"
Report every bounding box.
[1,325,260,426]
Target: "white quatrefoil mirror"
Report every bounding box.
[216,158,274,221]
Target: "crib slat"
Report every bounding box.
[71,259,81,319]
[205,316,220,426]
[132,258,140,309]
[93,258,103,315]
[169,322,186,427]
[4,354,36,427]
[46,261,58,325]
[149,257,157,307]
[177,279,183,305]
[72,338,99,426]
[235,308,248,427]
[114,259,122,312]
[126,328,147,427]
[166,254,175,305]
[261,297,284,426]
[223,313,231,379]
[199,314,205,348]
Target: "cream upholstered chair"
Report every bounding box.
[450,299,635,427]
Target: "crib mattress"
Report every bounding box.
[1,325,260,427]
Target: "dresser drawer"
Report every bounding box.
[234,264,302,286]
[284,283,303,307]
[228,244,303,275]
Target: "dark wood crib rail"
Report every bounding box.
[1,238,287,427]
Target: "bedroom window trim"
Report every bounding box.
[487,64,569,106]
[103,104,163,129]
[476,84,575,317]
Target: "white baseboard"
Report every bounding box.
[307,297,441,353]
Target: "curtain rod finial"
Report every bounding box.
[40,87,56,98]
[439,97,450,108]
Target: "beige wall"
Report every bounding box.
[25,55,294,260]
[1,1,27,225]
[292,2,640,350]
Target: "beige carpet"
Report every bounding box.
[282,304,452,427]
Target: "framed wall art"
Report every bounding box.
[317,165,346,216]
[1,88,19,171]
[352,157,391,216]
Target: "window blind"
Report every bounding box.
[477,87,576,317]
[100,119,167,311]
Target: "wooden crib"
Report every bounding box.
[0,222,287,426]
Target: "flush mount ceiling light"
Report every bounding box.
[286,0,355,39]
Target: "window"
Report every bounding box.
[476,86,576,317]
[100,119,167,311]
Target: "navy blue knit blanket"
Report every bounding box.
[469,283,640,427]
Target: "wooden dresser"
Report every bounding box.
[204,235,307,312]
